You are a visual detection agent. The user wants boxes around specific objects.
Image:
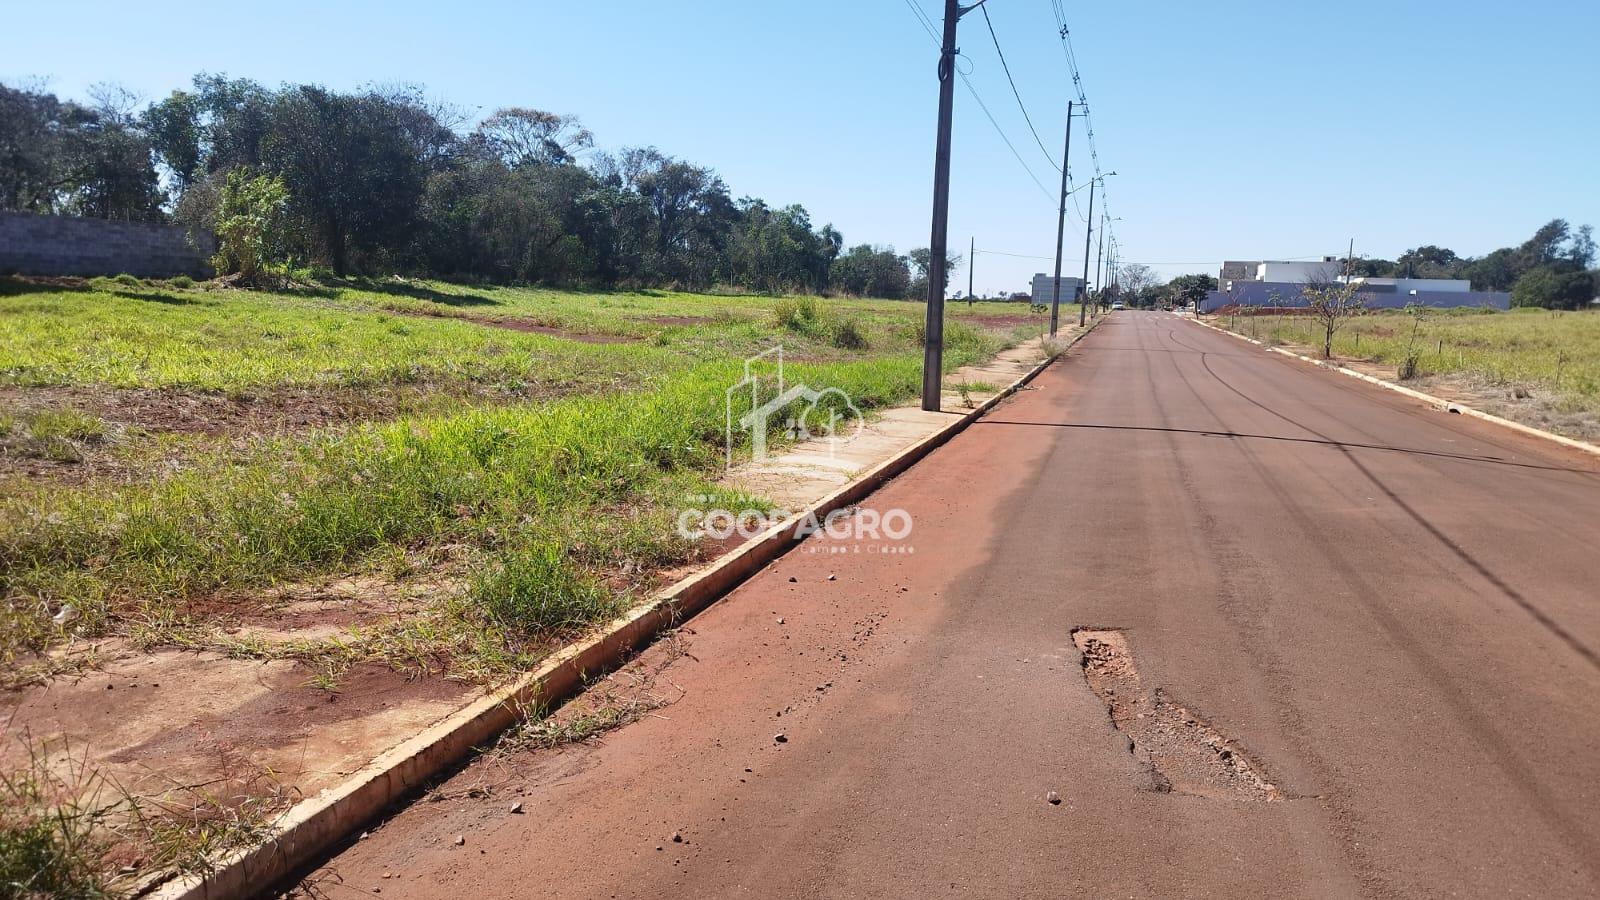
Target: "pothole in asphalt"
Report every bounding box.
[1072,628,1282,802]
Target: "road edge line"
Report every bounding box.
[1183,315,1600,460]
[146,318,1104,900]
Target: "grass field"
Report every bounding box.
[1226,307,1600,415]
[0,275,1067,679]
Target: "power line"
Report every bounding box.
[900,0,939,42]
[978,4,1059,172]
[1046,1,1113,246]
[899,0,1057,209]
[958,73,1056,205]
[973,248,1055,260]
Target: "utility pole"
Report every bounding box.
[1048,101,1074,337]
[968,235,975,306]
[920,0,984,411]
[1093,210,1105,302]
[1078,178,1096,326]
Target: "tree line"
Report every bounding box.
[1347,219,1596,310]
[1,76,950,297]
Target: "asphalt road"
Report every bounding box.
[301,312,1600,899]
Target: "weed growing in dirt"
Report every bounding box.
[0,745,114,899]
[0,409,109,464]
[0,736,293,896]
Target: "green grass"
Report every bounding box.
[0,358,929,664]
[0,277,1046,393]
[0,408,109,463]
[0,280,678,393]
[0,276,1032,670]
[1238,308,1600,407]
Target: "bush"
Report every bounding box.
[112,273,140,287]
[831,316,868,349]
[771,297,824,337]
[168,275,195,289]
[212,170,293,283]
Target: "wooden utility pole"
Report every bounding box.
[968,235,975,306]
[921,0,983,410]
[1078,178,1096,326]
[1093,210,1106,301]
[1049,101,1074,337]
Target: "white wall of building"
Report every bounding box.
[1031,273,1084,302]
[1257,260,1343,283]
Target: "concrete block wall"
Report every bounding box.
[0,211,216,279]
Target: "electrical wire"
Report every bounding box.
[958,72,1057,205]
[1047,0,1113,246]
[979,4,1059,173]
[901,0,939,42]
[973,248,1055,260]
[898,0,1058,209]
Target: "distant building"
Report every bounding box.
[1030,273,1084,303]
[1220,257,1343,289]
[1209,253,1508,312]
[1219,260,1260,287]
[1258,258,1345,284]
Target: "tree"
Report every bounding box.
[473,108,593,168]
[1167,273,1217,310]
[1118,263,1159,306]
[261,86,434,273]
[1461,248,1516,292]
[1513,219,1573,273]
[143,90,203,190]
[1348,256,1396,278]
[908,247,963,298]
[1394,245,1462,279]
[1568,225,1596,270]
[1511,266,1595,310]
[71,85,165,221]
[190,74,274,174]
[830,245,911,299]
[724,200,838,294]
[0,82,163,221]
[1301,273,1368,358]
[0,84,83,213]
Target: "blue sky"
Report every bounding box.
[7,1,1598,293]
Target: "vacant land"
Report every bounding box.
[0,274,1065,892]
[1,275,1054,671]
[1222,307,1600,440]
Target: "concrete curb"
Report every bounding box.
[1185,315,1600,460]
[145,319,1104,900]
